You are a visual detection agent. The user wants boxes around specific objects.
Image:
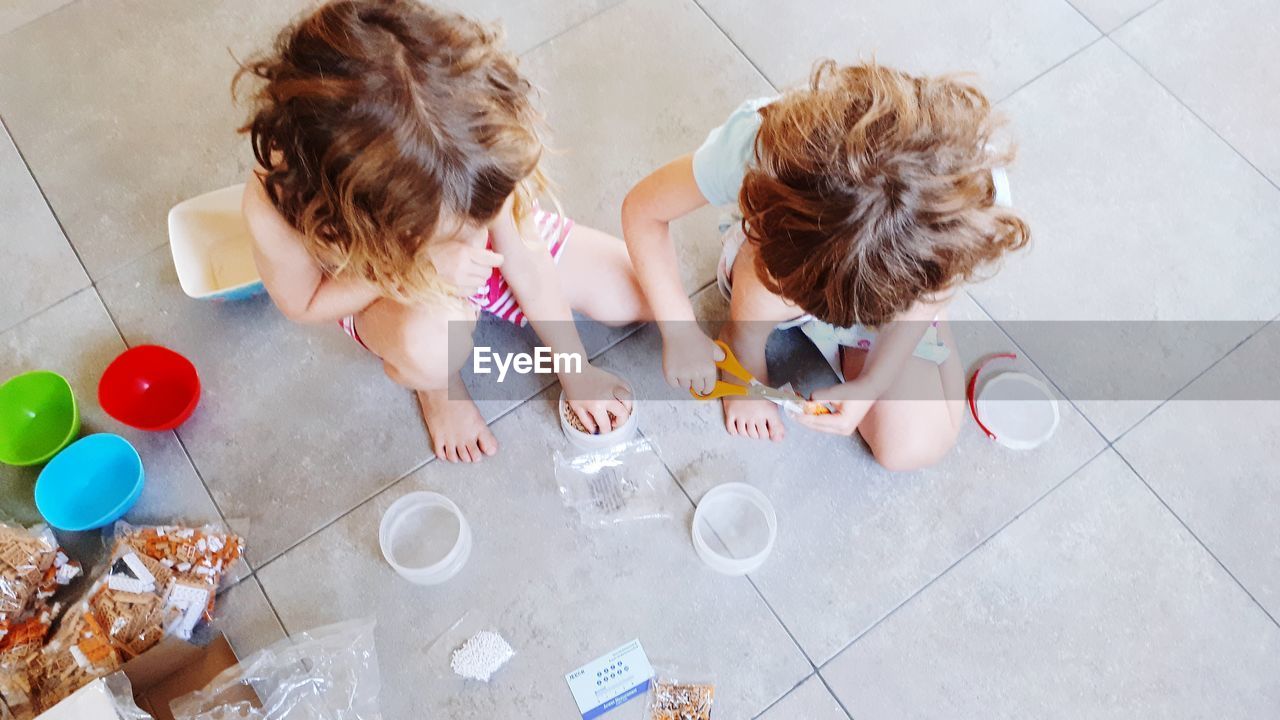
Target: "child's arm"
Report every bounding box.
[488,203,631,434]
[621,154,724,393]
[794,298,951,434]
[241,175,381,324]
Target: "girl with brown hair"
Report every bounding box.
[623,61,1028,470]
[237,0,647,462]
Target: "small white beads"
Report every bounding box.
[450,630,515,682]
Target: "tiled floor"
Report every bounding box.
[2,1,1278,718]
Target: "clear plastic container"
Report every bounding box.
[559,390,639,452]
[379,492,471,586]
[691,483,777,576]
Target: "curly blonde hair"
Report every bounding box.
[741,60,1030,328]
[234,0,548,301]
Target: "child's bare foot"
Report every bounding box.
[417,377,497,463]
[723,394,786,441]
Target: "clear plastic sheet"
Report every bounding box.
[171,618,382,720]
[553,437,672,527]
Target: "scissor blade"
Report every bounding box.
[755,386,809,406]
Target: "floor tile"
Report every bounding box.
[446,0,622,55]
[822,450,1280,719]
[0,121,87,331]
[973,39,1280,438]
[758,675,847,720]
[256,386,811,719]
[593,286,1107,663]
[0,0,310,279]
[1115,0,1280,186]
[215,575,287,659]
[698,0,1097,99]
[1115,321,1280,619]
[1068,0,1158,32]
[0,289,231,573]
[523,0,775,294]
[0,0,73,37]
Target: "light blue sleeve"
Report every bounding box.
[691,97,774,207]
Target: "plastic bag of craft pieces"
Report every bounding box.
[171,618,382,720]
[0,522,81,720]
[553,437,672,527]
[644,667,717,720]
[31,522,243,713]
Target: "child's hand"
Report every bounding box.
[426,238,503,295]
[660,326,725,395]
[790,385,874,436]
[562,366,634,434]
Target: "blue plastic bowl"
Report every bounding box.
[35,433,144,531]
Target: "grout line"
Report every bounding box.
[743,570,816,669]
[748,672,815,720]
[1106,0,1170,34]
[814,670,858,720]
[0,287,87,336]
[0,0,86,41]
[995,35,1105,104]
[690,0,779,92]
[1111,450,1280,630]
[516,0,627,57]
[816,445,1110,672]
[1111,42,1280,195]
[1108,314,1278,445]
[1061,0,1106,36]
[0,114,95,304]
[244,573,290,640]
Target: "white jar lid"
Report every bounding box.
[969,355,1061,450]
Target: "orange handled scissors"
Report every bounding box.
[689,340,831,414]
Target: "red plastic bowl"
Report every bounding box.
[98,345,201,431]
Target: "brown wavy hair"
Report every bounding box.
[741,61,1029,328]
[233,0,547,301]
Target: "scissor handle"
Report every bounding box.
[689,380,750,401]
[711,340,754,384]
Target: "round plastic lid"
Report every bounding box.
[691,483,777,576]
[379,491,471,586]
[974,371,1060,450]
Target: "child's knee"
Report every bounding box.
[868,426,958,472]
[381,313,472,389]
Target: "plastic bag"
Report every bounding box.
[425,610,515,683]
[553,437,672,527]
[171,618,382,720]
[31,522,245,713]
[0,523,77,629]
[110,522,245,641]
[644,667,717,720]
[0,523,81,720]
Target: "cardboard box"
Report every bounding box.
[36,633,256,720]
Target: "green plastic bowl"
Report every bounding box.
[0,370,81,466]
